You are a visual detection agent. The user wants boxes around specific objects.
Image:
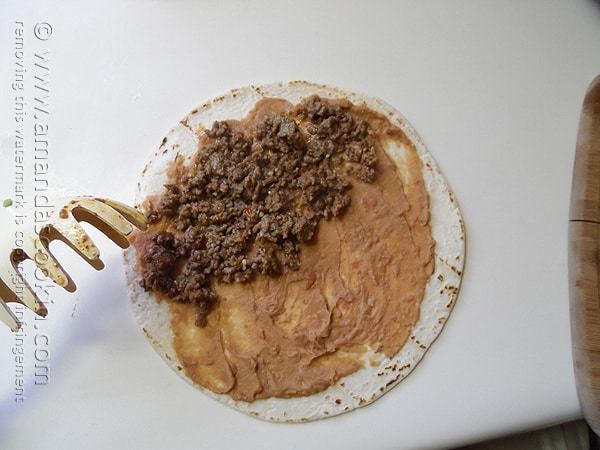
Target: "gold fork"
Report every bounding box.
[0,197,147,332]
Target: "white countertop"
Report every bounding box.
[1,1,599,448]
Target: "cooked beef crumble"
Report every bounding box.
[140,96,378,326]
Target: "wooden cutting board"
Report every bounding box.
[569,74,600,435]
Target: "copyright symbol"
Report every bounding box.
[34,22,53,41]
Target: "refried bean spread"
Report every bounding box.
[131,95,434,401]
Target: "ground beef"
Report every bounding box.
[141,96,378,326]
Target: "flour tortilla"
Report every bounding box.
[123,81,465,422]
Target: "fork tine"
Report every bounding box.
[16,236,77,292]
[41,218,105,271]
[0,299,20,332]
[0,252,48,331]
[96,198,148,231]
[44,214,101,261]
[69,198,142,249]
